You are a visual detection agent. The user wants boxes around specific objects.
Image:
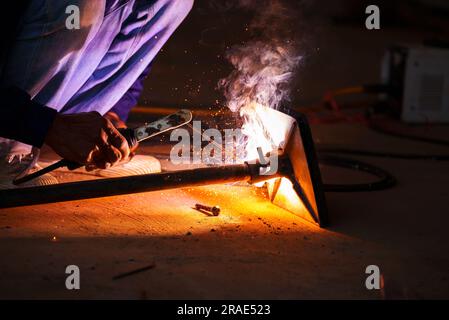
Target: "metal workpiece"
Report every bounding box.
[0,162,260,208]
[1,108,328,228]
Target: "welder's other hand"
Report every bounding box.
[45,112,131,170]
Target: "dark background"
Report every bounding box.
[139,0,449,110]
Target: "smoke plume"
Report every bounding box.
[218,0,302,114]
[217,0,302,161]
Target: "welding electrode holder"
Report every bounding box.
[118,128,139,150]
[116,127,139,157]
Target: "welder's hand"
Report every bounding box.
[104,111,137,161]
[104,111,127,129]
[45,112,131,170]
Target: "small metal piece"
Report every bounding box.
[112,264,155,281]
[195,203,220,216]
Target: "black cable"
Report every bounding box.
[318,154,396,192]
[318,147,449,161]
[317,145,449,192]
[315,116,449,191]
[368,120,449,147]
[316,84,449,192]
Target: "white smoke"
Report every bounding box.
[218,0,302,161]
[219,40,301,113]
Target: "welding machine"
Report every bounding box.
[381,45,449,123]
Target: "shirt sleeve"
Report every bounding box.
[0,86,57,148]
[108,63,152,121]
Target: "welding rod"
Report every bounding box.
[0,162,278,208]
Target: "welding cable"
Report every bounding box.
[318,154,396,192]
[322,85,449,147]
[324,84,394,101]
[317,116,449,161]
[304,83,397,125]
[315,122,449,192]
[317,147,449,161]
[368,118,449,147]
[311,113,449,160]
[323,84,393,112]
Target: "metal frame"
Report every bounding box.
[288,110,328,227]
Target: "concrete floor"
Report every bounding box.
[0,120,448,299]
